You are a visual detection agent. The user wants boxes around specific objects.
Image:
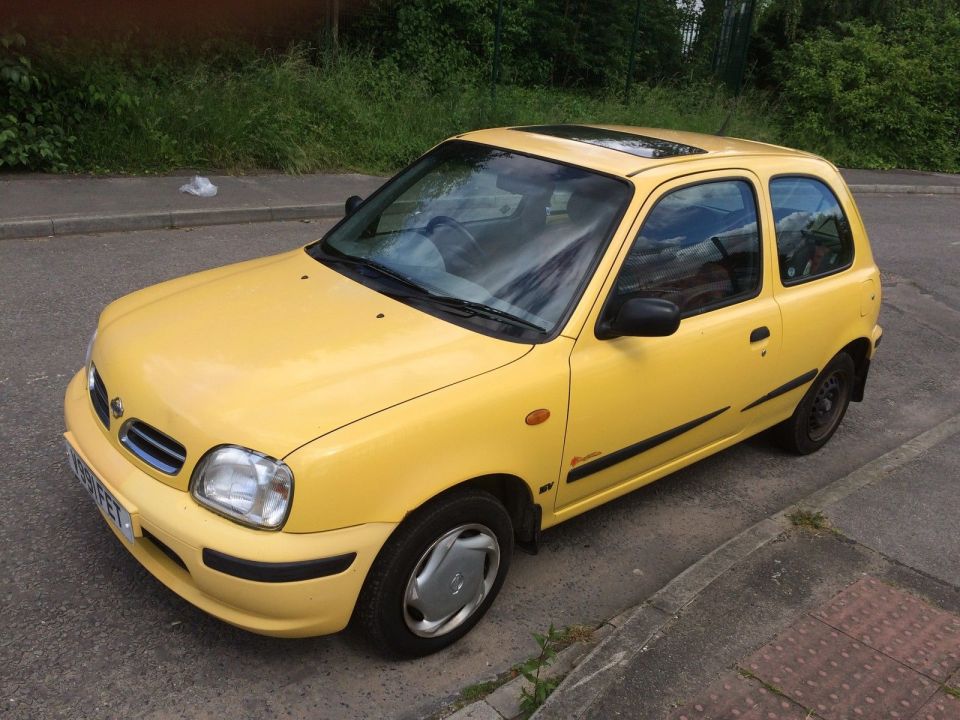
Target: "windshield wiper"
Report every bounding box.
[321,248,546,334]
[321,250,431,296]
[414,295,548,333]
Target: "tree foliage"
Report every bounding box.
[777,8,960,171]
[750,0,960,86]
[352,0,686,90]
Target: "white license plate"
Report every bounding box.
[66,444,135,543]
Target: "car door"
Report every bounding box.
[555,171,782,512]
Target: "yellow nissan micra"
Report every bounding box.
[64,125,882,656]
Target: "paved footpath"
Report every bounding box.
[0,171,385,239]
[532,413,960,720]
[1,167,959,241]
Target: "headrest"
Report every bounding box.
[567,188,609,225]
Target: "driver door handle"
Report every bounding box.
[750,326,770,343]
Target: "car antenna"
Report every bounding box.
[715,90,746,136]
[715,107,735,136]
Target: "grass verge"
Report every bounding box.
[28,45,783,175]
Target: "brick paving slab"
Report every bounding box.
[914,690,960,720]
[667,671,811,720]
[742,616,937,720]
[813,577,960,682]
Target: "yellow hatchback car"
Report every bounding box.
[64,125,882,656]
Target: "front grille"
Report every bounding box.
[120,420,187,475]
[89,365,110,429]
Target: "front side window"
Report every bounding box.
[770,177,854,284]
[309,141,632,341]
[611,179,762,316]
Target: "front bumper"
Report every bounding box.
[64,370,396,637]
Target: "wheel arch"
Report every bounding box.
[460,473,540,550]
[390,473,540,553]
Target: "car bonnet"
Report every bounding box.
[90,249,532,490]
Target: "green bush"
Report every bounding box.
[0,33,77,170]
[776,9,960,171]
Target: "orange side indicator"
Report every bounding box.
[571,451,602,467]
[525,409,551,426]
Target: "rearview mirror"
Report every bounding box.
[596,297,680,339]
[345,195,363,216]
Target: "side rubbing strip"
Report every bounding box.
[742,369,818,412]
[567,407,730,483]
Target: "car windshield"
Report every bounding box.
[308,141,632,341]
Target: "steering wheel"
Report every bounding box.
[423,215,486,273]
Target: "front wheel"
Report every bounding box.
[774,352,855,455]
[355,490,513,657]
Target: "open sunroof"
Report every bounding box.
[515,124,705,159]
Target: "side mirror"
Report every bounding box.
[345,195,364,216]
[596,297,680,340]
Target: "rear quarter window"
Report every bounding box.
[770,177,854,285]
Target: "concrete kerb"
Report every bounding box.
[0,184,957,242]
[0,218,54,240]
[848,184,960,195]
[52,211,173,236]
[786,411,960,515]
[443,624,616,720]
[531,410,960,720]
[0,202,344,241]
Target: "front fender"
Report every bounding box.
[281,338,573,533]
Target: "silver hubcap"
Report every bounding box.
[403,523,500,638]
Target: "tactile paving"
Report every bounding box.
[813,577,960,681]
[668,671,810,720]
[914,690,960,720]
[742,615,937,720]
[948,670,960,691]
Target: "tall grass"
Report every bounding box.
[42,46,783,175]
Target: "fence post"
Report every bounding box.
[729,0,757,93]
[492,0,504,103]
[624,0,642,103]
[711,0,757,93]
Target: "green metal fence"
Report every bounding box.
[710,0,759,92]
[490,0,759,101]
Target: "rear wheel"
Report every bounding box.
[774,352,855,455]
[355,489,513,657]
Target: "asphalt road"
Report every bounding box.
[2,196,959,720]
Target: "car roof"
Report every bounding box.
[456,124,820,178]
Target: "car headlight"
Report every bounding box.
[190,446,294,530]
[85,329,98,391]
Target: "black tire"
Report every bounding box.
[774,352,855,455]
[355,489,513,657]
